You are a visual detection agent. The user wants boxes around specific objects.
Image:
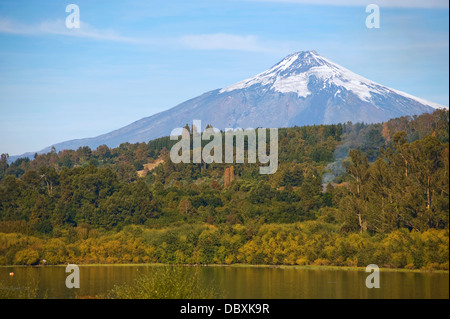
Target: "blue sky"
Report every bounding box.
[0,0,448,155]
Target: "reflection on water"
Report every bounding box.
[0,265,448,299]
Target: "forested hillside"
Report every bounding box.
[0,109,448,269]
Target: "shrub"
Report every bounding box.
[14,248,39,265]
[104,266,223,299]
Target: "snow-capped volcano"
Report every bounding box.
[221,50,443,109]
[13,50,447,159]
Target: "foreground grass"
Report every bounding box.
[100,266,224,299]
[0,277,40,299]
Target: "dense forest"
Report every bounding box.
[0,109,448,270]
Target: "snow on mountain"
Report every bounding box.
[11,50,447,160]
[220,50,443,110]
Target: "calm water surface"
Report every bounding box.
[1,265,448,299]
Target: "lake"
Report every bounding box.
[0,265,448,299]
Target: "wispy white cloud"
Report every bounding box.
[244,0,449,9]
[0,18,291,53]
[0,18,145,43]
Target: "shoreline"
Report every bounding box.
[1,263,448,274]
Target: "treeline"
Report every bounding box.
[0,137,175,181]
[0,121,349,231]
[1,223,447,270]
[0,109,448,269]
